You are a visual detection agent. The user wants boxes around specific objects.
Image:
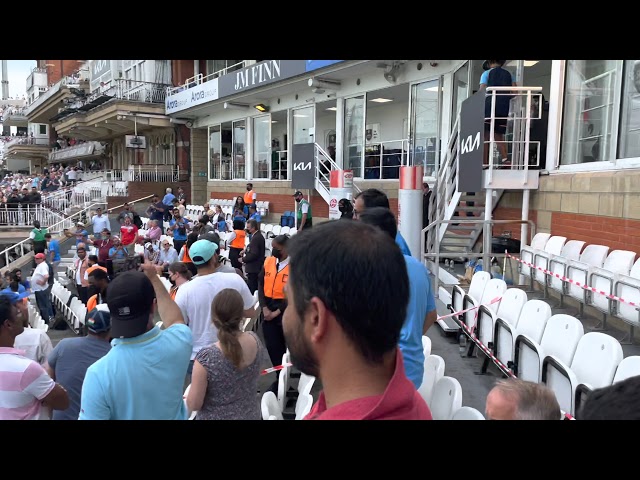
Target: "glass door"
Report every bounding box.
[208,125,221,180]
[343,95,365,177]
[292,106,315,144]
[408,79,441,177]
[252,115,271,179]
[451,62,470,131]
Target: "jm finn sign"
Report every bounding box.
[218,60,307,97]
[165,78,219,114]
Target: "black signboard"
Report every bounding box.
[291,143,316,190]
[457,91,486,192]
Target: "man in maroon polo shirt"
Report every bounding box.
[283,220,432,420]
[91,229,114,263]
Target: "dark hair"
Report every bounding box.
[233,219,245,231]
[200,214,210,224]
[338,198,354,216]
[249,204,256,210]
[44,233,52,239]
[355,188,390,209]
[172,198,179,204]
[9,281,19,293]
[358,207,397,241]
[88,268,108,281]
[211,289,245,368]
[246,183,253,188]
[186,232,199,249]
[168,262,192,280]
[0,296,14,328]
[88,254,99,264]
[272,234,289,249]
[287,220,409,363]
[579,376,640,420]
[246,219,258,231]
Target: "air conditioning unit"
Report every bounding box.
[125,135,146,149]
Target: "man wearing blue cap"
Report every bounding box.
[44,304,112,420]
[175,239,256,381]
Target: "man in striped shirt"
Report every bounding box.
[0,295,69,420]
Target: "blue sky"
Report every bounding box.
[6,60,37,98]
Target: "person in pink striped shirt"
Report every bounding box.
[0,295,68,420]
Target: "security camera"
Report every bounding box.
[312,87,325,94]
[186,121,193,128]
[429,62,438,67]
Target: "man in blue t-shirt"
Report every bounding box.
[354,188,412,257]
[359,207,438,389]
[44,233,61,280]
[169,208,189,254]
[248,204,262,224]
[79,269,192,420]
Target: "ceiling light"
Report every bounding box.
[254,103,269,113]
[424,86,440,92]
[293,114,308,118]
[224,102,250,110]
[326,107,337,111]
[524,60,539,67]
[370,98,392,103]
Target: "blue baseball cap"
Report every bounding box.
[0,290,29,304]
[86,304,111,333]
[189,239,218,265]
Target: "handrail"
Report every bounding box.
[106,194,154,214]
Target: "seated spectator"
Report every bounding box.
[144,220,162,243]
[155,240,179,275]
[579,375,640,420]
[144,242,160,263]
[485,378,561,420]
[186,288,266,419]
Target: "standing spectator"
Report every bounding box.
[233,196,247,219]
[12,269,31,294]
[90,207,111,236]
[119,216,139,255]
[32,253,54,323]
[13,286,52,366]
[213,205,227,232]
[45,304,112,421]
[176,187,187,205]
[175,240,255,382]
[162,188,176,221]
[169,208,189,254]
[239,218,264,294]
[86,268,109,312]
[168,262,192,301]
[116,202,134,225]
[283,220,432,420]
[172,198,185,218]
[422,183,432,230]
[145,195,166,234]
[258,234,290,394]
[244,182,257,207]
[293,190,313,230]
[64,222,89,247]
[485,378,561,420]
[228,219,246,270]
[108,236,127,260]
[338,198,354,219]
[74,246,90,305]
[66,167,77,185]
[29,220,48,254]
[91,229,114,263]
[359,207,437,389]
[79,268,192,420]
[186,288,266,420]
[45,233,61,279]
[0,295,69,420]
[29,186,41,206]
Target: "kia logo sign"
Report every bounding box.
[293,162,311,171]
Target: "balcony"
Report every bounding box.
[1,106,28,127]
[25,74,91,124]
[167,61,247,96]
[48,140,106,164]
[3,136,50,162]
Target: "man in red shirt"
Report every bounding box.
[91,228,114,263]
[283,220,432,420]
[119,216,139,255]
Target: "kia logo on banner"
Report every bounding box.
[457,91,486,192]
[291,144,316,189]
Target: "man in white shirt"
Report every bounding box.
[32,253,54,323]
[90,208,111,235]
[155,240,178,274]
[14,308,53,366]
[175,240,256,381]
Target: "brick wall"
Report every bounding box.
[550,213,640,253]
[171,60,195,86]
[190,128,208,205]
[492,206,538,241]
[107,181,191,213]
[41,60,84,84]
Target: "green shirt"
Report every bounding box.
[32,227,47,242]
[297,199,312,221]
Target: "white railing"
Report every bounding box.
[126,165,180,182]
[0,206,65,227]
[41,176,129,213]
[167,61,247,96]
[89,79,170,105]
[4,136,49,148]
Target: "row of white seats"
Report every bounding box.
[26,301,48,332]
[51,280,86,333]
[457,271,640,417]
[520,233,640,336]
[418,336,485,420]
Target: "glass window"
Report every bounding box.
[343,96,364,177]
[253,116,270,179]
[232,120,246,179]
[38,124,47,135]
[560,60,621,165]
[293,106,314,144]
[209,125,221,180]
[451,63,469,130]
[409,79,441,176]
[618,60,640,159]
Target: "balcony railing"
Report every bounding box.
[167,61,248,95]
[126,165,181,182]
[0,206,65,228]
[4,137,50,148]
[91,79,170,105]
[24,72,88,115]
[1,106,29,117]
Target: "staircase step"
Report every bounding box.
[459,195,485,203]
[440,240,472,247]
[450,216,486,220]
[444,224,477,230]
[455,206,486,212]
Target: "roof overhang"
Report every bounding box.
[25,80,91,124]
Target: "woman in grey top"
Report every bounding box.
[186,288,265,420]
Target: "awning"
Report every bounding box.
[48,141,106,164]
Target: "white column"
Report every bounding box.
[194,60,199,77]
[521,189,530,245]
[398,166,423,260]
[335,98,344,169]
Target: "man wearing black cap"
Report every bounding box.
[79,266,192,420]
[293,190,312,230]
[45,304,112,421]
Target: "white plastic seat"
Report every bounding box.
[417,354,445,407]
[261,391,283,420]
[613,356,640,383]
[543,332,623,416]
[281,226,291,235]
[548,240,586,299]
[297,373,316,396]
[613,258,640,335]
[452,406,485,420]
[271,225,282,237]
[588,250,636,315]
[533,235,567,286]
[477,288,527,348]
[430,376,463,420]
[276,354,290,412]
[464,278,507,333]
[519,233,551,279]
[566,244,610,307]
[451,271,490,321]
[494,299,552,369]
[422,335,432,358]
[515,314,584,383]
[294,393,314,420]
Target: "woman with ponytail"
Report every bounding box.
[186,288,266,420]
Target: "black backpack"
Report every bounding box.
[133,213,143,229]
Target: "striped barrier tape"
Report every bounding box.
[505,252,639,308]
[261,363,293,375]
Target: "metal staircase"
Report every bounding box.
[314,143,360,205]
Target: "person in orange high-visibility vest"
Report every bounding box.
[228,219,246,270]
[177,233,198,277]
[86,268,109,313]
[244,182,256,207]
[258,234,290,394]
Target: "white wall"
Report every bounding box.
[365,101,409,142]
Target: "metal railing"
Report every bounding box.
[127,165,180,182]
[422,218,536,296]
[4,136,49,148]
[167,61,247,96]
[363,139,408,180]
[92,79,170,104]
[0,206,65,227]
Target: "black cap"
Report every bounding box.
[106,271,155,339]
[293,190,303,197]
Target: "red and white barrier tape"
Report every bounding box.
[506,252,639,308]
[437,296,502,322]
[261,363,293,375]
